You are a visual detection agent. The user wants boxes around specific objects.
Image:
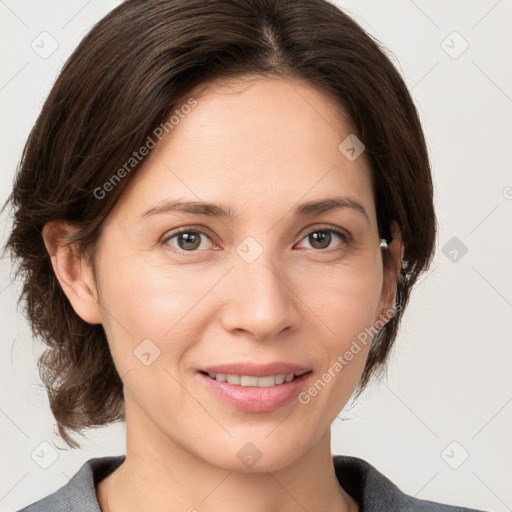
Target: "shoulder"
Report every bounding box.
[332,455,487,512]
[16,455,125,512]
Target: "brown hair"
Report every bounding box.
[2,0,436,448]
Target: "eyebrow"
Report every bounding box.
[136,195,370,225]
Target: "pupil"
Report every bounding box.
[310,231,331,249]
[178,232,200,250]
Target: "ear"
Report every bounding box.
[42,220,102,324]
[377,220,404,321]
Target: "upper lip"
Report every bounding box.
[199,362,312,377]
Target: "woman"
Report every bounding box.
[3,0,487,510]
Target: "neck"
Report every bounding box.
[96,397,358,512]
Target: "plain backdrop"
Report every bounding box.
[1,1,511,511]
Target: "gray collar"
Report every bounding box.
[18,455,484,511]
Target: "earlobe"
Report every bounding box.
[42,220,102,325]
[378,221,404,320]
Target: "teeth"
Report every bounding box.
[241,375,259,386]
[226,374,241,385]
[207,372,297,387]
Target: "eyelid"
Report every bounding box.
[296,223,351,241]
[162,224,214,238]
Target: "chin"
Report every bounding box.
[193,434,312,474]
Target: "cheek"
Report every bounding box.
[298,260,383,344]
[294,263,381,402]
[294,289,377,431]
[95,251,224,371]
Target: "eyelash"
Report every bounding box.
[161,225,350,255]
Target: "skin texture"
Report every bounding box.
[43,76,403,512]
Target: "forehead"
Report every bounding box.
[179,73,354,137]
[107,75,377,229]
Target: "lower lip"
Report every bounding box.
[197,372,312,413]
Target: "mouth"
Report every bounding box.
[199,370,311,387]
[196,365,313,413]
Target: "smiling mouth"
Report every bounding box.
[199,371,312,387]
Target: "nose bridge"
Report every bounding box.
[222,236,298,340]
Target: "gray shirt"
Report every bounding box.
[16,455,486,511]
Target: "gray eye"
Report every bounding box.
[308,231,332,249]
[176,232,202,250]
[298,229,348,251]
[165,230,212,252]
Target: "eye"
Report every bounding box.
[161,226,350,254]
[162,229,215,252]
[295,228,349,251]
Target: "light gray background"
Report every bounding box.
[1,1,511,511]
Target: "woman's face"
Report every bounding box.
[79,76,399,471]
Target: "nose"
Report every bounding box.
[219,252,301,341]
